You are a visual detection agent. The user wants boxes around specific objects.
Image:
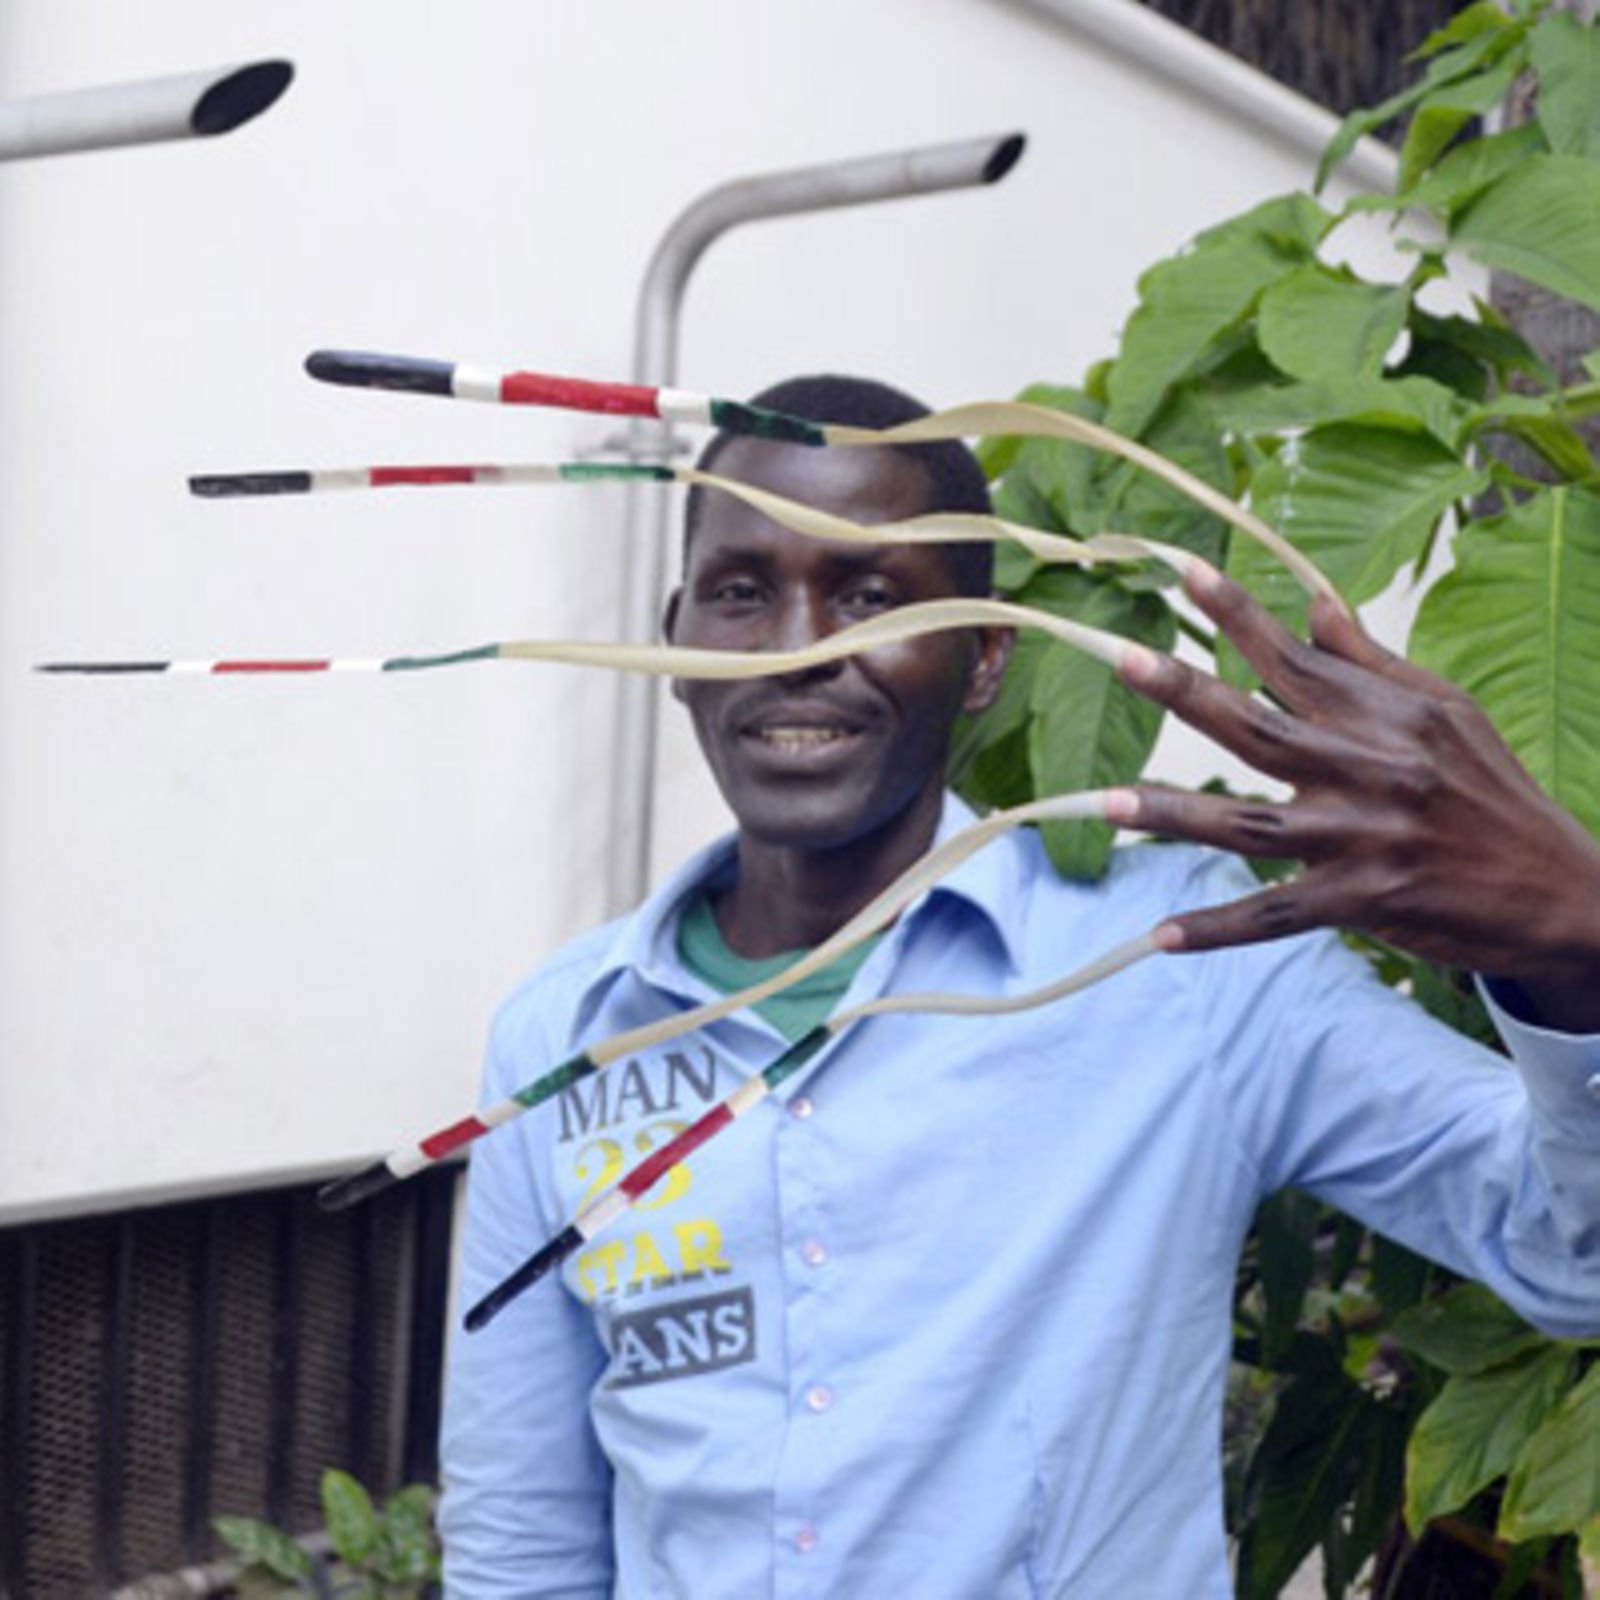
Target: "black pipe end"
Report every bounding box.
[983,133,1027,185]
[191,60,294,137]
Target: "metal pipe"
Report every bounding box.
[1002,0,1396,192]
[604,132,1027,915]
[0,59,293,164]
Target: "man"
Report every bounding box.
[440,375,1600,1597]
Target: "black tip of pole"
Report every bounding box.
[304,350,455,396]
[190,471,313,498]
[464,1225,583,1333]
[190,60,294,137]
[35,660,164,675]
[983,133,1027,185]
[316,1161,396,1213]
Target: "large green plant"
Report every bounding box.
[958,3,1600,1592]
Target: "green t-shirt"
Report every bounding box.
[676,891,882,1043]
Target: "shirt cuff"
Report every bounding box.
[1479,975,1600,1127]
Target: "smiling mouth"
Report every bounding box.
[748,724,859,751]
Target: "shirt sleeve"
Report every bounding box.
[438,1001,615,1599]
[1185,853,1600,1340]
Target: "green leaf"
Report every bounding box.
[321,1469,380,1568]
[1469,395,1600,482]
[1256,1192,1321,1367]
[1500,1361,1600,1541]
[1236,1351,1375,1598]
[1405,1345,1577,1530]
[1530,12,1600,158]
[1371,1235,1432,1319]
[1397,51,1526,193]
[1254,424,1483,603]
[212,1516,317,1583]
[1318,24,1527,190]
[1393,1283,1550,1375]
[1257,268,1410,383]
[1097,388,1233,567]
[376,1486,440,1585]
[1585,351,1600,384]
[1107,195,1333,438]
[1410,487,1600,836]
[1410,1,1512,60]
[1579,1513,1600,1595]
[1207,374,1465,447]
[1409,307,1554,388]
[1225,424,1485,683]
[1452,155,1600,314]
[1022,569,1175,878]
[1351,124,1550,221]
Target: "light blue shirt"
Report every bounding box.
[440,797,1600,1599]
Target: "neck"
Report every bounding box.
[712,785,945,959]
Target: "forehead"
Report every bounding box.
[690,437,935,563]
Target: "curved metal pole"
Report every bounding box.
[0,60,293,163]
[604,132,1027,916]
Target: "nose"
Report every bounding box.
[771,588,844,685]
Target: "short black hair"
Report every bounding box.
[682,374,994,596]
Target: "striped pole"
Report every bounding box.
[188,462,672,497]
[304,351,829,446]
[34,597,1141,681]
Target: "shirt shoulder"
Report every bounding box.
[485,915,631,1067]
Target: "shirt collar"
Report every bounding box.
[569,792,1027,1038]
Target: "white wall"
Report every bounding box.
[0,0,1421,1221]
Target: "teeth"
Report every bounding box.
[757,727,847,747]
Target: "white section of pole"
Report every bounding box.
[604,133,1028,917]
[0,59,292,164]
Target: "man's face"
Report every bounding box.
[667,436,1009,853]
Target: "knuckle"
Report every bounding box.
[1244,699,1298,750]
[1249,885,1307,939]
[1380,753,1441,809]
[1234,805,1289,850]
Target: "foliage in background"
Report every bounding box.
[958,1,1600,1592]
[213,1470,439,1599]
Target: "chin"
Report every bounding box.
[724,775,938,856]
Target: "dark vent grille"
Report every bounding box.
[1136,0,1466,125]
[0,1168,456,1598]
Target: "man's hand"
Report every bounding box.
[1109,560,1600,1034]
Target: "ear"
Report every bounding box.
[662,588,687,704]
[961,626,1013,717]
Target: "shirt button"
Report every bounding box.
[805,1384,835,1413]
[793,1525,819,1554]
[1587,1072,1600,1102]
[789,1096,815,1121]
[801,1238,828,1267]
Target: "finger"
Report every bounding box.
[1118,647,1375,785]
[1182,562,1399,723]
[1156,871,1344,954]
[1307,592,1466,704]
[1113,787,1346,864]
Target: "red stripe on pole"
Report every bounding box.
[499,371,661,418]
[213,660,331,673]
[370,465,479,487]
[620,1105,734,1200]
[420,1115,491,1161]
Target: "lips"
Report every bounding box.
[732,696,876,761]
